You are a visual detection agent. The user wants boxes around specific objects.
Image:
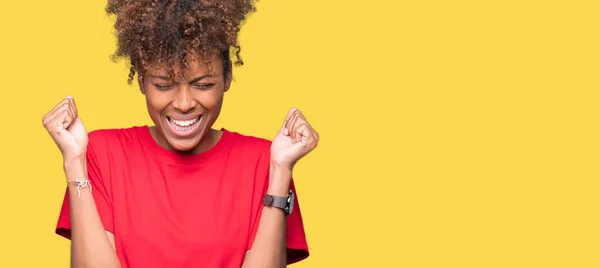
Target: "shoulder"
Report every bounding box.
[87,126,145,144]
[225,129,272,149]
[223,129,273,158]
[86,126,147,155]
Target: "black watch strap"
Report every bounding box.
[263,195,287,209]
[263,190,293,215]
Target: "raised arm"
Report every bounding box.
[242,108,319,268]
[44,96,121,268]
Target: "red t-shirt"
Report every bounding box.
[55,126,309,267]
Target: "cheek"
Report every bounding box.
[199,91,225,111]
[145,93,169,119]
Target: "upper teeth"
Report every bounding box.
[171,118,199,127]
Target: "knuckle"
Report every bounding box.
[51,127,62,136]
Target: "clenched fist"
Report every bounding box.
[270,108,319,170]
[42,96,88,162]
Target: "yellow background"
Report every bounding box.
[1,0,599,267]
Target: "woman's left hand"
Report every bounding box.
[270,108,319,171]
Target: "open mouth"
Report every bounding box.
[166,116,202,137]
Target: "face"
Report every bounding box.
[139,53,232,153]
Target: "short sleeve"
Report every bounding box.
[282,179,310,264]
[55,133,115,239]
[247,170,310,264]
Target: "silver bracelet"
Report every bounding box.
[67,180,92,198]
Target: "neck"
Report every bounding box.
[148,126,223,154]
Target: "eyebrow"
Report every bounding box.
[149,74,217,84]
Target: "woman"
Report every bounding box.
[42,0,318,267]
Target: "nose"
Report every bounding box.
[172,87,196,113]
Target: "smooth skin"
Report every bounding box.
[42,52,319,268]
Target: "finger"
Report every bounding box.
[43,96,74,125]
[46,110,74,152]
[287,110,311,128]
[283,107,298,123]
[310,129,319,148]
[44,102,71,128]
[48,96,74,117]
[289,112,307,143]
[285,110,301,131]
[295,123,311,143]
[43,102,72,127]
[65,101,74,123]
[286,112,301,142]
[57,108,75,130]
[299,124,319,147]
[66,98,77,122]
[290,124,314,153]
[68,97,78,119]
[281,108,300,133]
[47,110,72,139]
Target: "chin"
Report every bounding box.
[168,138,202,152]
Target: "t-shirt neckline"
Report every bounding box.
[136,125,233,165]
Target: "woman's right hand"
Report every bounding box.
[42,96,89,162]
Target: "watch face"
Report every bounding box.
[287,190,294,215]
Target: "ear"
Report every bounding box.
[224,62,233,92]
[138,72,146,94]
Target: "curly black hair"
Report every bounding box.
[105,0,257,84]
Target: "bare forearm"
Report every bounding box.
[65,158,121,268]
[242,165,291,268]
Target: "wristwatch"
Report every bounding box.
[263,190,294,215]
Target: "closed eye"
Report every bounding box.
[154,84,174,91]
[194,83,215,90]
